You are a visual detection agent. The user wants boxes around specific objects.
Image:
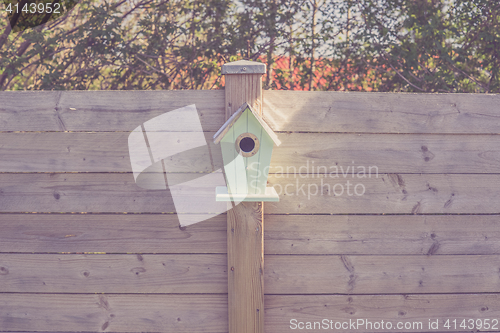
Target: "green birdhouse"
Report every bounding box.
[213,102,281,202]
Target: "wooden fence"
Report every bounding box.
[1,89,500,332]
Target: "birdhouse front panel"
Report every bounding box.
[220,108,274,196]
[220,122,247,195]
[213,102,280,201]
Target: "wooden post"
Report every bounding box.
[223,61,265,117]
[222,60,266,333]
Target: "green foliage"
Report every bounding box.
[0,0,498,92]
[348,0,500,92]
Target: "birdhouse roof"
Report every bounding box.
[213,103,281,146]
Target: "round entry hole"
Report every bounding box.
[235,132,260,157]
[239,137,255,153]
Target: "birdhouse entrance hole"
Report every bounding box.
[235,132,260,157]
[240,137,255,152]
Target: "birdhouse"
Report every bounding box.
[213,102,281,202]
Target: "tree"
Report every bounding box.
[0,0,235,90]
[350,0,500,92]
[0,0,498,92]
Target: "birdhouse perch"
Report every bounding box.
[214,102,281,202]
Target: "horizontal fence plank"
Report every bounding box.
[0,254,500,295]
[0,214,226,254]
[0,173,176,212]
[1,173,500,214]
[266,174,500,214]
[265,255,500,294]
[0,293,498,332]
[272,133,500,174]
[0,90,225,132]
[0,294,227,332]
[1,214,499,255]
[264,91,500,133]
[0,91,62,132]
[266,294,500,333]
[265,215,500,255]
[3,132,500,173]
[0,132,223,173]
[2,91,500,134]
[2,254,500,294]
[0,254,227,293]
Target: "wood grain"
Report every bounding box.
[0,90,226,132]
[263,90,500,133]
[2,173,500,214]
[225,67,265,333]
[266,294,500,332]
[0,294,227,332]
[0,173,176,212]
[4,132,500,173]
[227,202,265,333]
[265,215,500,255]
[265,173,500,214]
[2,214,500,255]
[0,293,499,332]
[3,91,500,133]
[271,133,500,174]
[265,255,500,294]
[0,214,226,254]
[3,254,500,295]
[0,91,62,131]
[0,254,227,293]
[225,74,263,118]
[0,132,223,173]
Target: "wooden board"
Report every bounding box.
[227,202,264,333]
[264,215,500,255]
[266,294,500,332]
[2,173,500,214]
[264,255,500,294]
[0,91,62,131]
[0,254,227,293]
[266,174,500,214]
[0,214,227,254]
[0,294,227,332]
[0,173,177,212]
[2,91,500,133]
[4,253,500,295]
[263,90,500,133]
[271,133,500,174]
[1,293,499,332]
[225,74,263,118]
[225,70,265,333]
[0,132,223,173]
[2,214,500,256]
[0,90,225,132]
[2,132,500,173]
